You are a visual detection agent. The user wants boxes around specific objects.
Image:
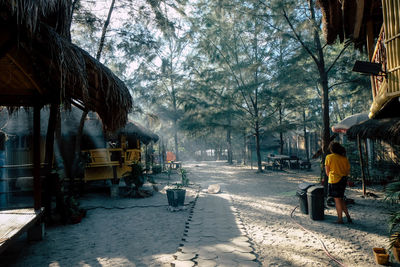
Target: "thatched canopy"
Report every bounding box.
[118,121,159,145]
[347,117,400,144]
[0,0,132,132]
[317,0,383,50]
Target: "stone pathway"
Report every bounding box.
[171,192,260,267]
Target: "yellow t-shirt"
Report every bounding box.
[325,153,350,184]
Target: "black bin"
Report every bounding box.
[296,183,314,214]
[307,186,324,220]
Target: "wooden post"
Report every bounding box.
[33,105,41,210]
[357,135,367,196]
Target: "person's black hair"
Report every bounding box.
[328,142,346,156]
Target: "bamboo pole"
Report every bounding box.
[393,0,398,94]
[390,0,395,94]
[383,0,390,93]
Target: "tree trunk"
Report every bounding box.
[279,105,284,154]
[70,110,88,195]
[303,109,310,161]
[358,135,367,196]
[96,0,116,61]
[69,0,116,193]
[255,121,262,172]
[173,119,179,161]
[243,130,247,165]
[227,126,233,164]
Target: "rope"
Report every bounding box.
[290,206,348,267]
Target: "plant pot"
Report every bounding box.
[166,188,186,207]
[373,248,389,265]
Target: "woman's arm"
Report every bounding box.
[325,165,330,176]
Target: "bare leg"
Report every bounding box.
[341,199,352,222]
[334,197,343,222]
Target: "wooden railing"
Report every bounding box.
[370,1,400,117]
[82,148,141,168]
[371,26,387,99]
[383,0,400,96]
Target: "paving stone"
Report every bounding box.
[189,221,202,225]
[230,236,250,243]
[182,236,200,242]
[173,252,196,261]
[170,260,195,267]
[233,244,253,253]
[215,258,238,267]
[232,251,256,261]
[194,259,217,267]
[180,246,198,254]
[236,261,260,267]
[197,252,218,260]
[215,243,236,253]
[202,232,217,237]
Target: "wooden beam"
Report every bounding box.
[6,50,43,95]
[353,0,365,39]
[0,94,45,106]
[366,20,375,61]
[33,105,42,210]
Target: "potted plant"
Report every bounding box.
[385,181,400,262]
[122,162,146,197]
[166,168,188,207]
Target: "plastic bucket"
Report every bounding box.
[166,189,186,207]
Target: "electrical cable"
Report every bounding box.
[290,206,348,267]
[84,201,195,211]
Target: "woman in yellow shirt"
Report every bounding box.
[325,142,352,224]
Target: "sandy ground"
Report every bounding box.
[1,160,399,267]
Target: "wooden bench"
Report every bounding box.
[0,208,44,254]
[168,161,182,169]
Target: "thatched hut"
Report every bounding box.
[317,0,400,120]
[0,0,133,210]
[82,117,158,182]
[0,0,132,130]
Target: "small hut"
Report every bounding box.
[0,0,132,218]
[81,116,159,182]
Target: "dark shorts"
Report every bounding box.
[328,176,348,198]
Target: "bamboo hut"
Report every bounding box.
[318,1,400,193]
[0,0,132,244]
[317,0,400,119]
[81,115,159,182]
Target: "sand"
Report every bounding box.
[1,161,399,267]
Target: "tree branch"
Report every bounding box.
[282,7,319,66]
[326,42,351,74]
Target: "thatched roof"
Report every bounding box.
[316,0,383,50]
[347,117,400,144]
[1,108,158,147]
[0,0,132,132]
[118,121,159,145]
